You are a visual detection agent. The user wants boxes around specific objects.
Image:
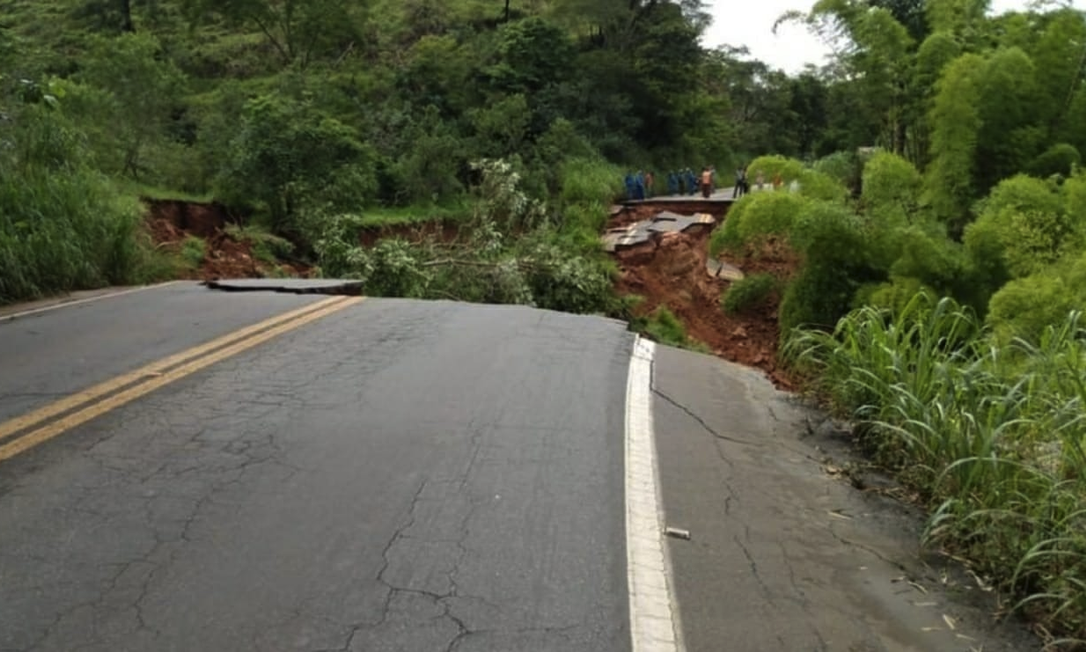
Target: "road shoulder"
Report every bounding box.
[651,345,1038,652]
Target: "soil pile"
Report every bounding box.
[609,205,799,389]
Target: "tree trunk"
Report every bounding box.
[120,0,135,32]
[504,0,510,23]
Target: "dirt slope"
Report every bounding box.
[608,203,799,389]
[143,199,310,280]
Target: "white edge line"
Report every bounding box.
[626,335,684,652]
[0,281,184,323]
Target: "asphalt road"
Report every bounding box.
[0,283,1037,651]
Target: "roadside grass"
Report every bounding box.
[783,293,1086,642]
[117,179,215,204]
[356,203,472,229]
[721,273,777,315]
[179,235,206,269]
[636,305,711,353]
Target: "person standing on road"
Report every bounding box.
[700,167,713,198]
[644,171,655,198]
[668,171,679,195]
[733,166,746,198]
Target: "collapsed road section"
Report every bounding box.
[203,278,364,295]
[604,204,799,389]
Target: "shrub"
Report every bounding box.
[721,273,777,315]
[780,201,880,336]
[179,236,207,269]
[861,151,922,219]
[710,191,807,256]
[812,150,861,191]
[642,306,691,349]
[0,104,148,303]
[217,94,378,243]
[558,157,623,207]
[987,251,1086,344]
[864,277,938,314]
[1028,143,1081,179]
[965,174,1077,283]
[744,154,849,203]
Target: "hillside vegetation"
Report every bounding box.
[5,0,1086,643]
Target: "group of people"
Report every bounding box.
[623,166,719,200]
[624,164,795,201]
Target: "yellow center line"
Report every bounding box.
[0,296,365,463]
[0,295,358,450]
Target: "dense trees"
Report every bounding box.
[1,0,1084,306]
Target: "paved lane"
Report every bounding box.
[0,296,634,652]
[0,286,1039,652]
[652,346,1036,652]
[0,283,330,422]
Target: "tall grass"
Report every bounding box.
[784,293,1086,642]
[0,106,157,304]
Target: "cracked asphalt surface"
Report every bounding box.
[0,283,1038,651]
[0,285,631,651]
[652,347,1037,652]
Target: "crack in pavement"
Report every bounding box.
[652,387,756,449]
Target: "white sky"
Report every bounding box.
[701,0,1086,74]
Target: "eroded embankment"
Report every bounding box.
[607,200,800,389]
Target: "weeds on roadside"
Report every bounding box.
[783,293,1086,641]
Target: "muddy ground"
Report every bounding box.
[608,201,799,390]
[144,199,312,281]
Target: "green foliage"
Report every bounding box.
[780,201,878,336]
[0,104,155,303]
[641,306,701,350]
[861,151,921,220]
[312,156,619,316]
[812,150,861,190]
[712,191,807,255]
[1029,143,1081,179]
[181,0,363,68]
[223,223,295,264]
[964,174,1076,284]
[746,154,849,203]
[987,251,1086,344]
[558,158,624,207]
[784,297,1086,636]
[217,94,377,241]
[924,53,984,230]
[721,273,777,315]
[974,48,1043,192]
[863,276,937,314]
[69,32,187,181]
[179,235,207,268]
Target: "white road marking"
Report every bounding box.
[0,282,183,323]
[625,336,683,652]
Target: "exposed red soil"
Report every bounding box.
[610,205,801,390]
[142,199,243,239]
[143,199,311,281]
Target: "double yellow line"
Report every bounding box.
[0,295,364,463]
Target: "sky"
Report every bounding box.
[701,0,1086,74]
